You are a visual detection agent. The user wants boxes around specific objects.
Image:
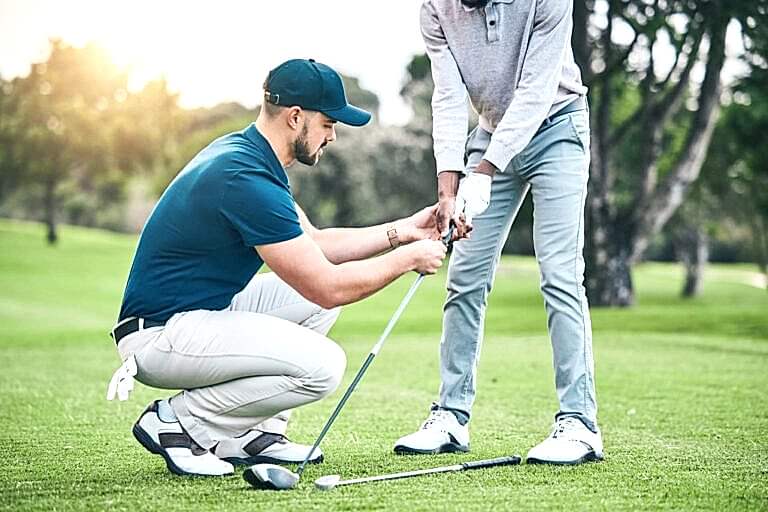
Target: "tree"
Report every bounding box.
[0,40,185,241]
[693,74,768,279]
[572,0,761,306]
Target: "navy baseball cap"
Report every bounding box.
[263,59,372,127]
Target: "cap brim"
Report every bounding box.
[323,104,372,127]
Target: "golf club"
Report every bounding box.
[244,226,455,491]
[314,455,522,490]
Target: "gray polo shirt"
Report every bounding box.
[421,0,588,173]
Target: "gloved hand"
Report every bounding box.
[455,172,492,225]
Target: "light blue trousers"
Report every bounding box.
[438,106,598,432]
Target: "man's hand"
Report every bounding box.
[397,203,440,243]
[454,159,496,226]
[437,171,472,240]
[403,239,448,275]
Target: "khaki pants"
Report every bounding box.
[115,272,345,449]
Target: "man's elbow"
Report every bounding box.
[301,282,345,310]
[311,290,346,310]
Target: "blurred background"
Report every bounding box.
[0,0,765,307]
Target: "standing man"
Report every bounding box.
[107,58,448,477]
[394,0,603,465]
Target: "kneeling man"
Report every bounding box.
[108,59,447,476]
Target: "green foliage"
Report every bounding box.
[293,123,437,227]
[0,40,187,236]
[1,29,765,265]
[291,65,439,228]
[1,221,767,510]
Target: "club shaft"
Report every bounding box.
[333,456,521,487]
[297,273,426,475]
[372,273,424,355]
[335,464,463,487]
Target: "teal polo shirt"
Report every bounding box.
[119,124,303,323]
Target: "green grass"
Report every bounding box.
[1,219,766,511]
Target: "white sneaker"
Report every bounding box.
[526,416,604,465]
[393,409,470,455]
[132,401,234,476]
[214,429,323,466]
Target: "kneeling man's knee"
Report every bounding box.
[307,340,346,398]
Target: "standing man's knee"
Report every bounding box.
[538,255,585,306]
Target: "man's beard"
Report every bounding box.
[292,123,324,166]
[461,0,490,8]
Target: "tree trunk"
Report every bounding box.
[676,225,709,298]
[585,145,635,306]
[585,239,635,306]
[44,176,58,245]
[581,0,638,306]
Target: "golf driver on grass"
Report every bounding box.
[243,228,454,491]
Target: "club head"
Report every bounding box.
[243,464,300,491]
[314,474,341,491]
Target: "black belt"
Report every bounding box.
[110,317,165,344]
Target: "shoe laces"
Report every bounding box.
[551,417,584,439]
[421,410,455,432]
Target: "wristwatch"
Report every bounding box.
[387,224,400,249]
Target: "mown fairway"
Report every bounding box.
[1,219,766,511]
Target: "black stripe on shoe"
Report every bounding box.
[243,432,287,456]
[221,432,323,466]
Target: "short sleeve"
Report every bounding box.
[219,169,303,246]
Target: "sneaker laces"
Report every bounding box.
[421,410,455,432]
[551,417,583,440]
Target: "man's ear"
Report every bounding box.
[286,106,303,131]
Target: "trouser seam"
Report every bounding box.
[575,172,591,421]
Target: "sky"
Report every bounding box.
[0,0,426,125]
[0,1,748,125]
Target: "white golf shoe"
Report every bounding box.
[393,409,470,455]
[214,429,323,466]
[132,401,234,476]
[526,416,604,465]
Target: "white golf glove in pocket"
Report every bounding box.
[455,172,492,225]
[106,354,138,401]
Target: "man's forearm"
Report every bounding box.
[313,221,409,264]
[322,249,416,307]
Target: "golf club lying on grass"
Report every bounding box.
[244,227,453,491]
[315,455,522,490]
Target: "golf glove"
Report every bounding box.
[455,172,492,224]
[106,354,138,401]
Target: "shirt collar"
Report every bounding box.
[461,0,514,12]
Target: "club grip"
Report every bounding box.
[461,455,522,470]
[442,223,455,249]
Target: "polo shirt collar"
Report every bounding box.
[461,0,514,12]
